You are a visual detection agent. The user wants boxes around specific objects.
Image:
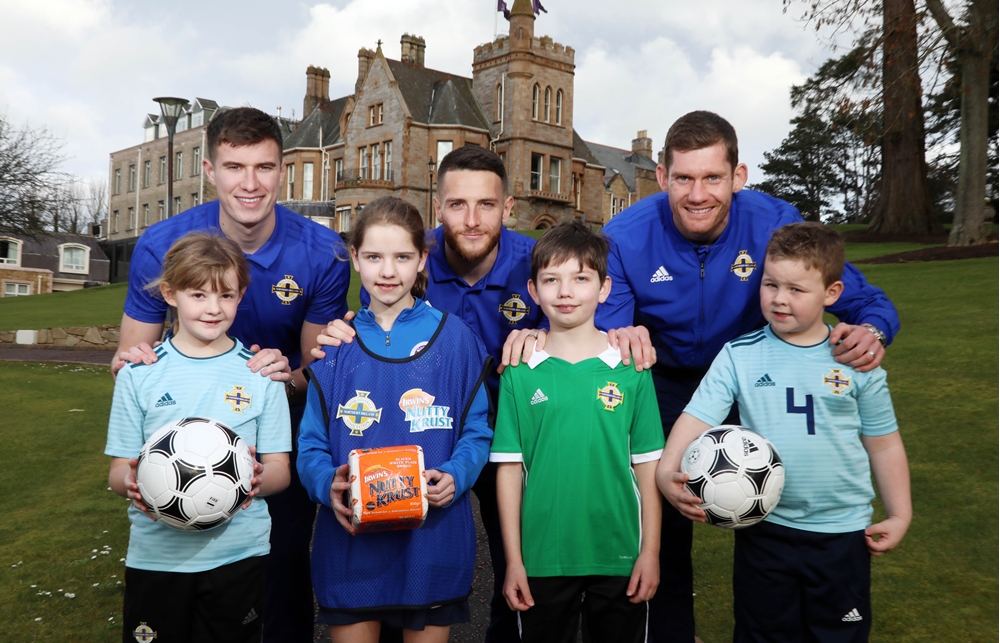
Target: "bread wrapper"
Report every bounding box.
[347,445,428,533]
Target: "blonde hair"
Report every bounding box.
[147,232,251,296]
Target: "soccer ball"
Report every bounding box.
[136,417,255,531]
[681,425,785,529]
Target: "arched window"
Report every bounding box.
[496,83,504,121]
[555,89,563,125]
[532,84,540,120]
[0,237,22,266]
[58,243,90,274]
[544,87,551,123]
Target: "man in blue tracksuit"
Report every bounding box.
[506,111,899,642]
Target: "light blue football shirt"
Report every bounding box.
[684,325,899,533]
[106,338,291,572]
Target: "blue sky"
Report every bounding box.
[0,0,842,184]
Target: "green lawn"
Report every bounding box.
[0,258,996,641]
[0,283,128,331]
[692,257,999,642]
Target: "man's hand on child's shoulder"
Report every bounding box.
[246,346,290,381]
[608,325,656,372]
[865,516,910,556]
[311,312,358,361]
[627,550,660,603]
[112,342,160,377]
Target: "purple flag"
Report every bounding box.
[532,0,547,14]
[497,0,510,19]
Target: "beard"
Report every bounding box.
[443,223,502,264]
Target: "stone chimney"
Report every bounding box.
[303,65,330,117]
[356,48,375,95]
[400,34,426,67]
[631,130,653,159]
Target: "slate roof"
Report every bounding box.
[284,96,350,150]
[385,59,492,132]
[585,141,657,191]
[573,129,601,166]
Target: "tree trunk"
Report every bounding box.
[868,0,940,234]
[946,0,998,246]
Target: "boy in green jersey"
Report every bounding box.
[490,222,664,643]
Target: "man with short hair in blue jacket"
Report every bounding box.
[506,110,899,643]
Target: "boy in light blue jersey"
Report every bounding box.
[107,233,291,643]
[657,222,911,642]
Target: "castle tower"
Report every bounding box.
[472,0,577,228]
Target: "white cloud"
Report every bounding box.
[0,0,834,183]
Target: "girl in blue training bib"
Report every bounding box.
[297,196,492,643]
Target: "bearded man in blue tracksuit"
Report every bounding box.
[505,111,899,642]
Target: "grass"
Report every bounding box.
[1,246,996,641]
[691,257,999,642]
[0,283,127,332]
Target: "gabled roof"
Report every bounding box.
[193,98,219,111]
[385,59,492,132]
[284,96,349,150]
[572,129,601,166]
[585,140,657,191]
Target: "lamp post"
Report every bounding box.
[426,156,437,229]
[154,96,190,219]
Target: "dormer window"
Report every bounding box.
[0,237,22,266]
[58,243,90,274]
[368,104,384,127]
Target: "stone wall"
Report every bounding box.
[0,324,120,350]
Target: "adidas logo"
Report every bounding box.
[841,608,863,622]
[754,374,776,387]
[530,389,548,405]
[154,393,177,407]
[650,266,674,283]
[242,607,259,625]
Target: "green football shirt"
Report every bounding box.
[490,343,664,577]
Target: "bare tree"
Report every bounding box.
[0,114,67,236]
[86,176,108,231]
[926,0,998,245]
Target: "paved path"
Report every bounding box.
[0,346,113,366]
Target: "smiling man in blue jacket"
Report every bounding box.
[596,111,899,642]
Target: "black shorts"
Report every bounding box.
[734,521,871,643]
[318,599,470,630]
[122,556,266,643]
[518,576,648,643]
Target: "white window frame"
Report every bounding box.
[114,169,121,194]
[144,160,151,187]
[549,157,561,193]
[175,151,183,180]
[556,89,563,125]
[129,165,136,191]
[192,147,201,175]
[159,156,167,183]
[436,141,453,165]
[496,83,504,121]
[371,145,381,181]
[544,87,551,123]
[530,153,543,191]
[143,203,150,227]
[58,243,90,274]
[532,84,540,120]
[128,206,136,230]
[337,207,352,232]
[303,162,315,200]
[157,201,164,221]
[174,196,182,214]
[0,237,22,266]
[287,164,296,199]
[383,141,392,180]
[359,147,368,179]
[335,158,344,182]
[4,282,31,297]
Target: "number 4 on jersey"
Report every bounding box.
[786,388,815,435]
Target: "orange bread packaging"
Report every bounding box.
[347,445,428,533]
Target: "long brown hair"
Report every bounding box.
[350,196,430,299]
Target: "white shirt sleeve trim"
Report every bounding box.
[630,450,662,464]
[489,452,524,463]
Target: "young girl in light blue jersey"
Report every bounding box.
[298,196,492,643]
[107,232,291,643]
